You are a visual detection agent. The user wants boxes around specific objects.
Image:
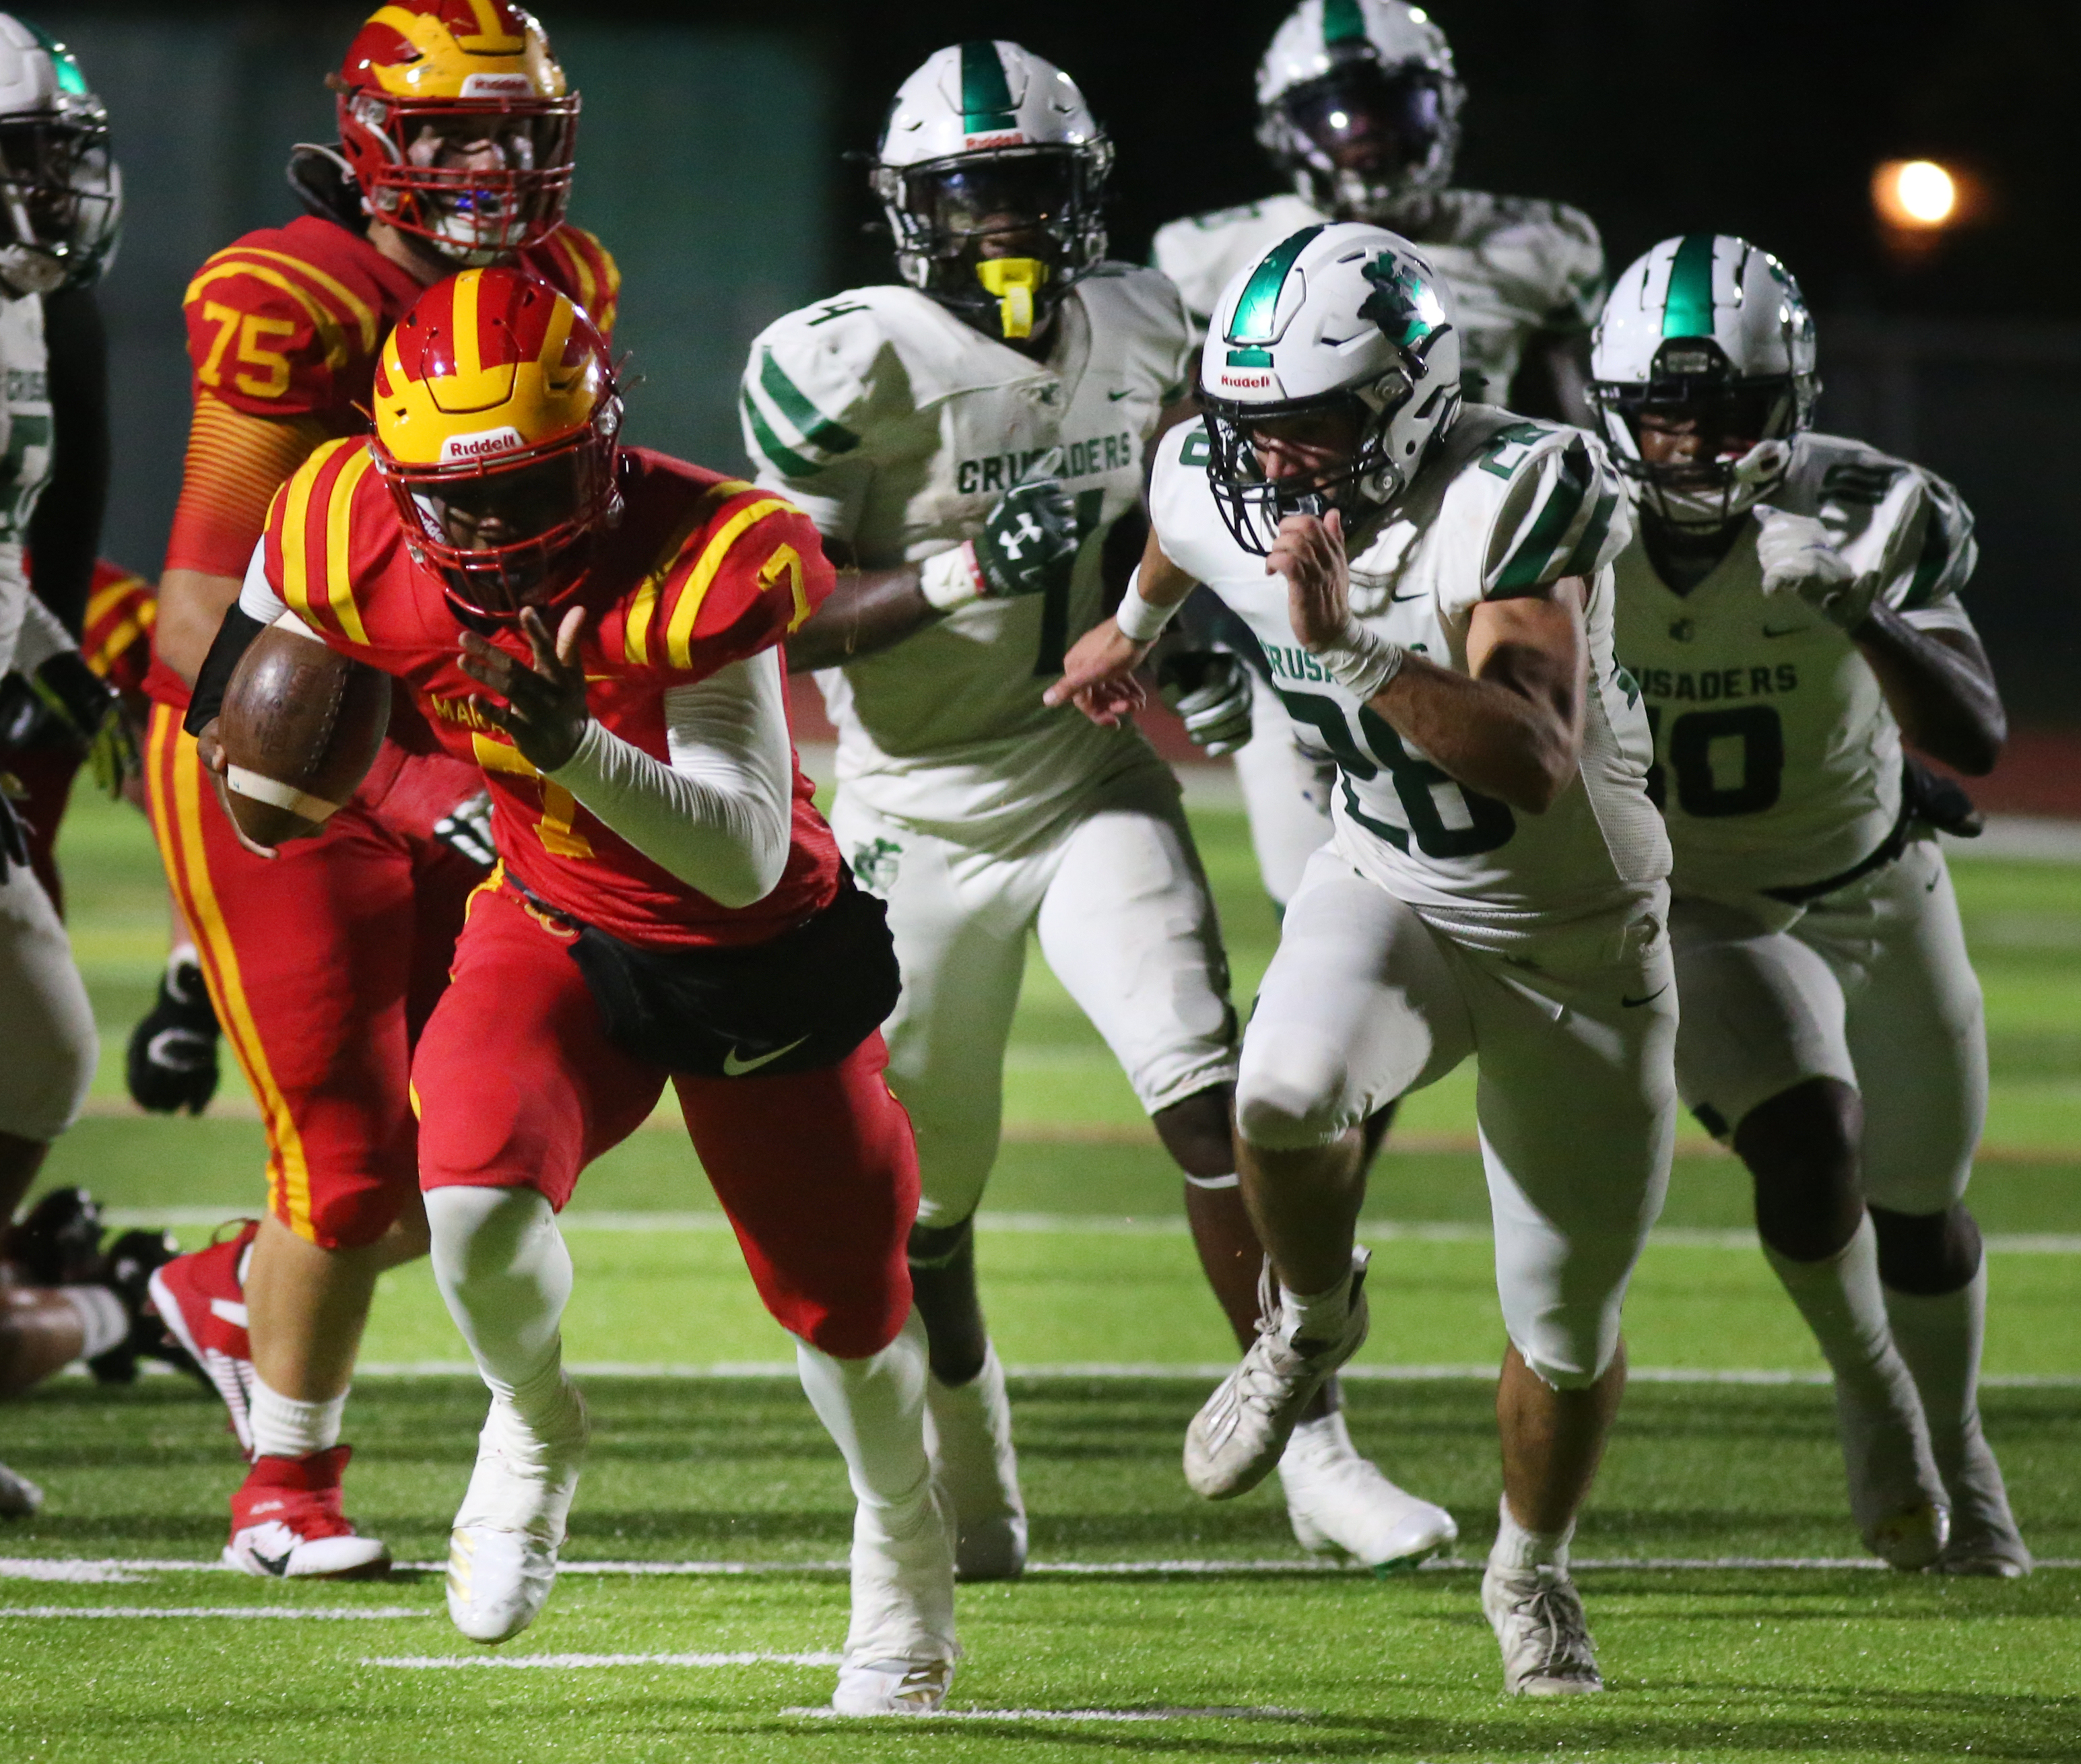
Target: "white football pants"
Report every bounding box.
[0,858,96,1143]
[1236,848,1678,1390]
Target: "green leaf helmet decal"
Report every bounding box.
[958,40,1017,133]
[1661,233,1719,339]
[1358,250,1445,349]
[1224,224,1325,364]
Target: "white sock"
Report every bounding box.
[249,1375,346,1460]
[1490,1493,1573,1573]
[57,1286,128,1361]
[1280,1250,1362,1346]
[1764,1215,1922,1412]
[1883,1263,2016,1545]
[427,1185,576,1429]
[794,1311,932,1518]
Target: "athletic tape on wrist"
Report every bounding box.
[1115,571,1181,642]
[1318,621,1406,700]
[919,543,986,612]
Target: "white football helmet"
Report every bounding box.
[871,40,1111,341]
[1199,221,1461,555]
[1257,0,1461,221]
[1590,233,1819,533]
[0,13,120,295]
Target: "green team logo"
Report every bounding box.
[1359,252,1445,349]
[852,838,901,893]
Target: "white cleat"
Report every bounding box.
[1936,1426,2032,1577]
[1280,1411,1457,1571]
[831,1481,957,1716]
[0,1460,44,1518]
[1185,1250,1370,1501]
[1482,1561,1604,1696]
[445,1383,587,1645]
[1832,1372,1949,1570]
[924,1346,1027,1582]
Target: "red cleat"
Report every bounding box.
[147,1221,259,1455]
[226,1445,391,1579]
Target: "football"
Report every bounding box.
[215,615,390,847]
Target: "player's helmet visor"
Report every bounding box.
[1281,62,1448,186]
[1203,376,1415,557]
[0,109,118,279]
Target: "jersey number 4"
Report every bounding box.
[1280,687,1515,858]
[1646,704,1785,817]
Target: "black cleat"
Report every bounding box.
[88,1229,201,1386]
[3,1186,104,1286]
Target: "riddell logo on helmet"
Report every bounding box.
[964,131,1026,149]
[440,427,527,463]
[1218,371,1274,390]
[460,73,535,98]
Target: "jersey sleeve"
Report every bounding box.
[626,488,836,679]
[739,301,890,544]
[180,245,378,418]
[162,393,333,579]
[260,436,385,651]
[1874,465,1978,616]
[1459,424,1632,613]
[1531,201,1608,335]
[1146,417,1230,587]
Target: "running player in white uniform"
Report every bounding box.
[744,42,1455,1583]
[1153,0,1610,912]
[1593,234,2028,1576]
[1053,222,1674,1696]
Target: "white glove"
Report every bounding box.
[1158,649,1254,757]
[1754,505,1877,630]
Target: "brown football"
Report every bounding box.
[216,619,391,847]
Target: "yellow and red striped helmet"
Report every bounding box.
[335,1,577,262]
[371,266,622,615]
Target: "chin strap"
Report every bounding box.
[975,258,1049,339]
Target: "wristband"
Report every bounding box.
[1115,568,1182,643]
[919,543,987,613]
[1315,619,1406,700]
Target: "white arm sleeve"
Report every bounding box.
[11,594,77,675]
[545,647,793,909]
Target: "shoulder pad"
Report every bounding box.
[526,226,623,345]
[1450,420,1629,597]
[740,292,894,484]
[266,436,385,645]
[618,480,832,673]
[183,232,385,415]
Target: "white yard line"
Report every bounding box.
[367,1650,840,1669]
[781,1704,1311,1722]
[0,1604,424,1619]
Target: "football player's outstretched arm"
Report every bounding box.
[1044,520,1201,724]
[1852,610,2006,777]
[1273,510,1587,815]
[783,542,936,673]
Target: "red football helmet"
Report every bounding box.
[334,0,577,263]
[370,266,623,617]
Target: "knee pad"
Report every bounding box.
[1872,1202,1982,1297]
[1236,1038,1352,1151]
[907,1215,972,1271]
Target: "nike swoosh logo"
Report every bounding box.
[721,1036,810,1077]
[1620,985,1670,1009]
[1390,590,1424,603]
[1107,388,1133,401]
[1762,624,1808,639]
[251,1548,294,1577]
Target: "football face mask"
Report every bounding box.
[348,94,576,261]
[1595,343,1799,534]
[0,112,119,292]
[1204,376,1414,557]
[1278,61,1449,218]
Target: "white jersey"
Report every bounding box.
[1612,432,1979,901]
[742,267,1195,844]
[1151,189,1604,404]
[1151,405,1667,949]
[0,290,51,677]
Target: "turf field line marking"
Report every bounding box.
[780,1705,1312,1722]
[0,1559,147,1582]
[0,1605,425,1619]
[366,1651,841,1669]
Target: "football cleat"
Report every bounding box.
[446,1382,588,1645]
[0,1460,44,1518]
[1935,1428,2033,1578]
[1832,1374,1950,1570]
[225,1445,390,1579]
[1482,1561,1604,1696]
[1279,1411,1457,1570]
[923,1346,1027,1582]
[832,1480,958,1716]
[91,1229,197,1386]
[1185,1249,1370,1501]
[148,1221,259,1451]
[3,1186,104,1285]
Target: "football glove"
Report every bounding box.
[1155,644,1255,757]
[125,953,222,1116]
[433,789,498,871]
[972,477,1083,601]
[29,650,139,799]
[1754,506,1878,630]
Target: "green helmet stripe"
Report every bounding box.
[958,40,1018,133]
[1661,233,1719,339]
[1323,0,1368,46]
[1226,224,1325,349]
[23,20,88,94]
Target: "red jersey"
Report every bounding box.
[81,559,156,698]
[263,441,841,950]
[151,214,621,709]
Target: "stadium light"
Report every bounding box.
[1874,159,1960,230]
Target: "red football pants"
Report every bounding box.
[142,703,485,1248]
[412,883,920,1359]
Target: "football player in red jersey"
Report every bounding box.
[186,267,956,1714]
[141,1,621,1580]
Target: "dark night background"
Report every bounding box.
[34,0,2081,718]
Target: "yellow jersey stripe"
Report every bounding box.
[325,446,376,647]
[185,261,351,372]
[664,498,790,669]
[622,482,750,665]
[279,438,357,630]
[226,247,379,352]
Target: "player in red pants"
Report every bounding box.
[140,0,620,1578]
[185,267,956,1714]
